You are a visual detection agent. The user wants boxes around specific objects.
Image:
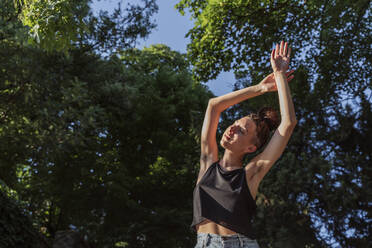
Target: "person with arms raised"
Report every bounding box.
[191,41,297,248]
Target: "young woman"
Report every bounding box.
[191,41,297,248]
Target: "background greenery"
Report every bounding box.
[0,0,370,247]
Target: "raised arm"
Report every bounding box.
[200,85,265,172]
[252,41,297,181]
[200,69,294,173]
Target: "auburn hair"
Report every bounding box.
[248,107,280,151]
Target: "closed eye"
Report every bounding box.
[239,127,246,135]
[234,121,247,135]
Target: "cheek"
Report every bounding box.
[242,135,254,146]
[249,134,257,146]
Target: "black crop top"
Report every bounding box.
[190,161,257,238]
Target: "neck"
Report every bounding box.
[220,150,244,168]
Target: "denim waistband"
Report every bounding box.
[197,232,257,247]
[197,232,254,240]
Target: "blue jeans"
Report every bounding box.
[195,232,260,248]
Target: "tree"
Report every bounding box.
[2,1,217,247]
[0,182,42,248]
[176,0,371,247]
[0,37,212,246]
[8,0,158,53]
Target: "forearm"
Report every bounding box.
[209,84,265,113]
[275,71,297,126]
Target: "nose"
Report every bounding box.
[229,125,238,134]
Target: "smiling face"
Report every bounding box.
[220,117,258,154]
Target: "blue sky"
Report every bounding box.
[91,0,235,96]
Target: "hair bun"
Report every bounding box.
[258,107,280,131]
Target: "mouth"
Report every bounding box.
[224,134,232,140]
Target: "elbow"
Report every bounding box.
[287,120,297,131]
[290,118,298,128]
[279,119,297,134]
[208,98,217,106]
[282,117,298,128]
[208,98,222,112]
[208,97,220,106]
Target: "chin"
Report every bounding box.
[220,139,230,150]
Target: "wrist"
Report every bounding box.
[273,70,285,75]
[255,83,267,94]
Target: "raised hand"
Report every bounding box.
[271,41,291,73]
[259,70,295,92]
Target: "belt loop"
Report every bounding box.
[238,234,243,247]
[204,233,210,247]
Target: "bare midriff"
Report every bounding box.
[196,219,238,235]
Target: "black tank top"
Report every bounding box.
[190,161,257,238]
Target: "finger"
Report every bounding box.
[280,40,284,55]
[275,43,279,57]
[286,69,295,76]
[271,48,275,61]
[284,42,288,56]
[288,75,294,82]
[288,47,292,58]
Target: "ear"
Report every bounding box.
[245,145,257,154]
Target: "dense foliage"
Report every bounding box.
[0,182,41,248]
[10,0,158,53]
[176,0,371,247]
[0,0,371,247]
[1,1,215,247]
